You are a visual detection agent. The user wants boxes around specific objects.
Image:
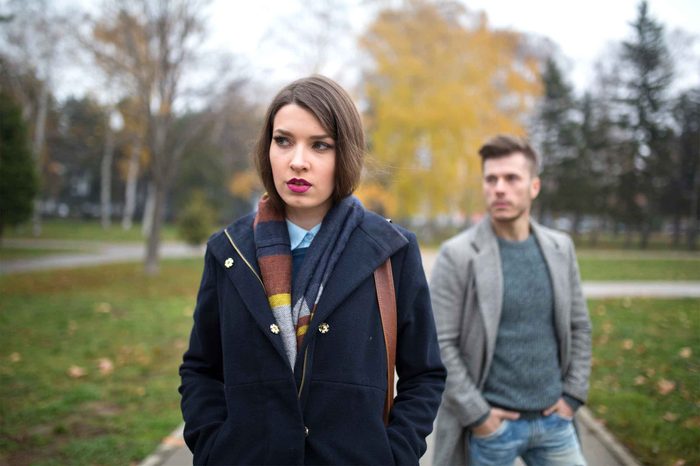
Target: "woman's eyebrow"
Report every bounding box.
[273,128,332,140]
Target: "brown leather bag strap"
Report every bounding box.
[374,258,396,426]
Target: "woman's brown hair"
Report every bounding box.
[253,75,365,212]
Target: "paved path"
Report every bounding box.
[5,241,694,465]
[0,239,204,275]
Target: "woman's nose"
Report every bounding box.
[290,146,309,171]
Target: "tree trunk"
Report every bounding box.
[672,214,681,247]
[122,140,141,230]
[100,123,115,229]
[142,181,156,238]
[144,181,167,275]
[639,222,651,249]
[31,79,49,237]
[688,168,700,250]
[572,211,582,240]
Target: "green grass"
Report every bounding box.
[588,298,700,465]
[6,218,180,242]
[0,259,202,466]
[578,255,700,281]
[573,232,697,251]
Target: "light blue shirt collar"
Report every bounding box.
[286,220,321,250]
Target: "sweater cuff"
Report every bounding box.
[468,410,491,429]
[563,394,583,412]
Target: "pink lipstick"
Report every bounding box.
[287,178,311,193]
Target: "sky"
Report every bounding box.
[204,0,700,98]
[48,0,700,103]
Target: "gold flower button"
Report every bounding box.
[224,258,234,268]
[318,323,330,334]
[270,324,280,334]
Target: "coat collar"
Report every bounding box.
[207,213,289,367]
[205,210,409,368]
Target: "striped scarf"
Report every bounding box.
[253,194,365,368]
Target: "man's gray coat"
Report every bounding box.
[430,218,592,466]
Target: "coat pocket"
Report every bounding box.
[304,380,395,465]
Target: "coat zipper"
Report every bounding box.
[224,229,310,397]
[298,348,309,398]
[223,229,264,287]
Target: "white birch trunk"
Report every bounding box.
[121,139,141,230]
[142,181,156,238]
[100,124,115,229]
[31,79,50,237]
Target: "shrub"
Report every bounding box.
[177,190,216,245]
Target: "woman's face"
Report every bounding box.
[270,103,336,229]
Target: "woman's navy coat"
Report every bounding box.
[179,210,446,465]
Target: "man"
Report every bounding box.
[431,135,591,465]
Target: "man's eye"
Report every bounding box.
[273,136,290,147]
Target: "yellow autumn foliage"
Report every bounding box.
[360,0,542,219]
[229,169,262,199]
[355,182,398,218]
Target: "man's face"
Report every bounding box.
[482,152,540,223]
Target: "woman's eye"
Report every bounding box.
[313,141,334,151]
[273,136,290,147]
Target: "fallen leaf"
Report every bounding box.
[634,375,647,386]
[679,347,692,359]
[602,322,614,334]
[9,352,21,363]
[663,412,679,422]
[95,302,112,314]
[683,416,700,428]
[657,379,676,395]
[97,358,114,376]
[671,460,686,466]
[68,365,87,378]
[597,405,608,414]
[646,368,656,377]
[622,339,634,350]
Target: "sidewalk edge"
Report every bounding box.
[578,407,642,466]
[138,424,186,466]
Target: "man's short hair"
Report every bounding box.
[478,135,540,175]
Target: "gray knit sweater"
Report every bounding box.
[482,235,562,411]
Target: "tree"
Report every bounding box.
[532,57,580,220]
[0,91,38,238]
[674,88,700,249]
[46,96,111,217]
[617,1,675,247]
[88,0,209,274]
[360,0,542,220]
[174,79,261,223]
[0,0,67,235]
[263,0,352,77]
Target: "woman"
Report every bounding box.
[179,75,445,465]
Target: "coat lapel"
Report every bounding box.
[531,221,570,354]
[207,215,291,368]
[471,220,503,367]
